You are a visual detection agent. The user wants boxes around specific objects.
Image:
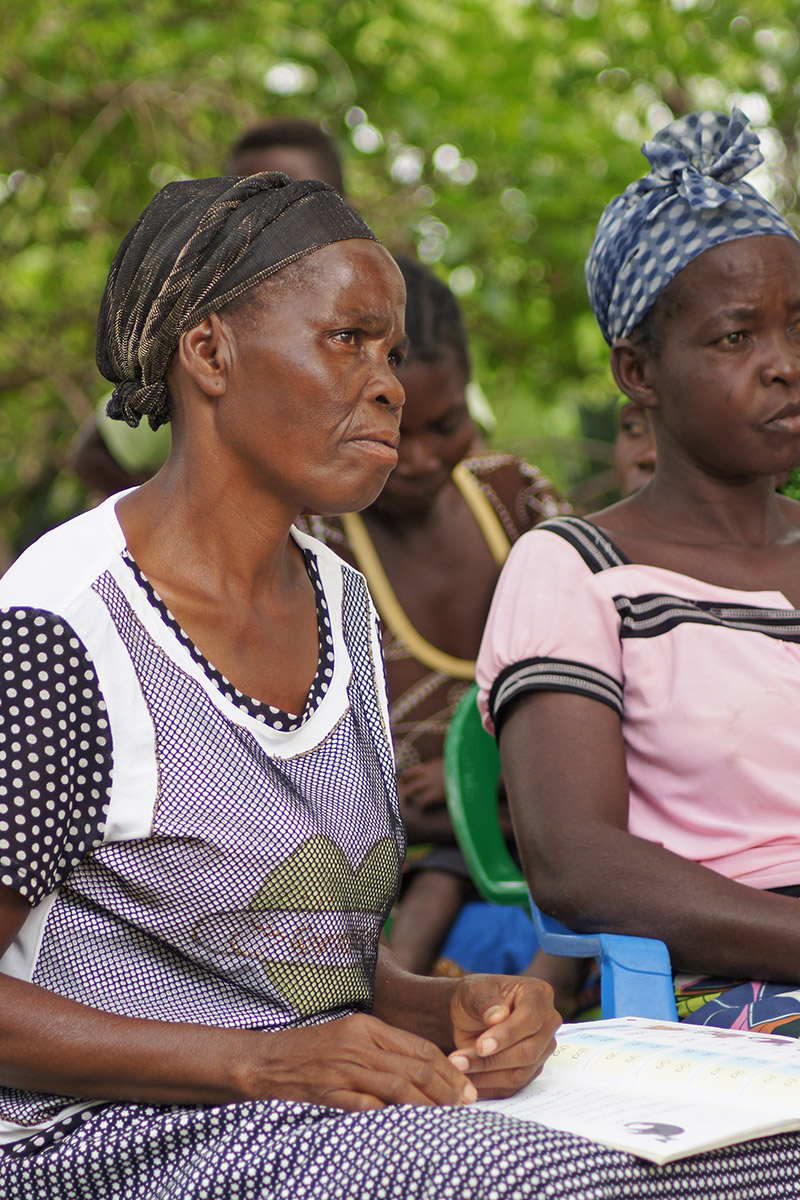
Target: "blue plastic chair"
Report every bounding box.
[443,684,678,1021]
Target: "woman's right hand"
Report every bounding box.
[0,969,478,1112]
[0,884,476,1112]
[238,1012,478,1111]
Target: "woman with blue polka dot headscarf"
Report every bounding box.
[479,107,800,1041]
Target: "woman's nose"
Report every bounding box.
[760,334,800,386]
[372,363,405,413]
[636,439,656,468]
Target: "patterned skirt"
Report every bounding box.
[2,1098,800,1199]
[677,974,800,1037]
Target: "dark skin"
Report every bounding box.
[364,352,499,843]
[500,235,800,983]
[0,239,558,1110]
[614,401,656,497]
[359,352,514,974]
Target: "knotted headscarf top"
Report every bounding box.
[96,173,377,428]
[585,108,799,346]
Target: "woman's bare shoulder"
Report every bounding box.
[584,495,647,538]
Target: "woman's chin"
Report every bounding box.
[311,478,394,518]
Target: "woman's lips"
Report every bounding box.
[764,403,800,434]
[347,430,400,464]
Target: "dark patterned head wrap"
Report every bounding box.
[97,173,377,428]
[586,108,798,346]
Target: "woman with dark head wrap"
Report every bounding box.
[0,170,566,1196]
[479,109,800,1045]
[3,167,733,1199]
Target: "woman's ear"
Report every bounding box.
[175,313,234,397]
[610,339,658,410]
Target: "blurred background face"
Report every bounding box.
[228,145,342,190]
[373,350,475,518]
[614,401,656,497]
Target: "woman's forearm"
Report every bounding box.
[500,692,800,983]
[0,972,260,1105]
[533,818,800,980]
[0,968,478,1112]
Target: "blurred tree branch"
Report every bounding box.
[2,0,800,551]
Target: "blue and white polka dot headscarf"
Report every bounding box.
[586,107,799,345]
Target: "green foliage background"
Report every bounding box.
[3,0,800,559]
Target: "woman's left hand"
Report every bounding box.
[397,758,446,811]
[396,759,455,842]
[447,974,560,1099]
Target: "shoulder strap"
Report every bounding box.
[534,516,629,574]
[340,511,476,679]
[451,461,511,567]
[339,465,525,678]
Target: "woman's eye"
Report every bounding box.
[388,349,405,367]
[720,330,746,346]
[432,419,463,437]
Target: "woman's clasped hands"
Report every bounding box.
[254,973,559,1113]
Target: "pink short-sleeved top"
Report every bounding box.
[476,515,800,890]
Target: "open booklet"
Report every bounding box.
[475,1016,800,1164]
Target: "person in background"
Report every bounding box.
[301,254,568,975]
[225,117,345,194]
[614,400,656,497]
[71,119,345,497]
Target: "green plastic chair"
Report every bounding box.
[444,684,678,1021]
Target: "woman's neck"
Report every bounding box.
[115,453,301,605]
[621,466,793,550]
[364,479,460,542]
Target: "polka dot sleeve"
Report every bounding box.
[0,608,113,904]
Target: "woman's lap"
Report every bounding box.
[3,1099,800,1200]
[677,976,800,1037]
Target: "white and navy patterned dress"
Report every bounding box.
[1,496,799,1198]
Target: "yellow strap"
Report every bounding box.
[341,466,511,680]
[451,461,511,567]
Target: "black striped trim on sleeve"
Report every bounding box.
[615,594,800,642]
[489,656,623,734]
[534,516,630,574]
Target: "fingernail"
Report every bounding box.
[479,1037,498,1055]
[484,1005,505,1022]
[450,1053,470,1072]
[462,1082,478,1103]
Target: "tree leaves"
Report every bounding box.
[3,0,800,554]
